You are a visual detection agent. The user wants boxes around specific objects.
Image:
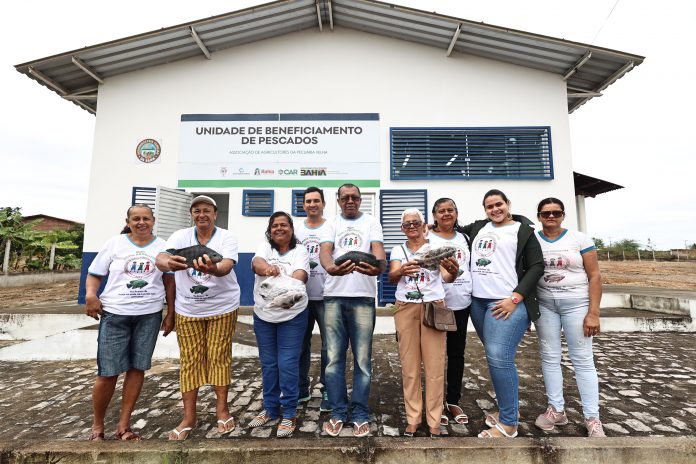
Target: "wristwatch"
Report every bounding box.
[510,295,520,304]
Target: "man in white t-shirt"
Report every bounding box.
[296,187,332,412]
[318,184,386,437]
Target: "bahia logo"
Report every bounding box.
[300,168,327,176]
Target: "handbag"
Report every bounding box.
[423,300,457,332]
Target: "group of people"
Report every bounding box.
[85,184,605,441]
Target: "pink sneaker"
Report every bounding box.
[585,417,606,437]
[534,405,568,431]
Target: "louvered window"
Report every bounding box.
[359,192,375,216]
[391,127,553,180]
[242,190,274,216]
[378,189,428,306]
[132,187,156,210]
[291,190,307,217]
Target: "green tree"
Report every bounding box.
[0,207,39,275]
[611,238,641,252]
[592,237,605,249]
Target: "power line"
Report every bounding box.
[591,0,621,44]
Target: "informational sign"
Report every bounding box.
[178,113,380,188]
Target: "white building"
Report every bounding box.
[16,0,642,305]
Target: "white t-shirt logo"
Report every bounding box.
[187,267,212,284]
[474,233,497,258]
[338,229,364,250]
[124,253,156,278]
[302,237,321,268]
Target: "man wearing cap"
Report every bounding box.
[319,183,386,437]
[156,195,241,440]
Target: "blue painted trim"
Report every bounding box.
[291,189,307,217]
[242,190,274,217]
[181,114,278,122]
[280,113,379,121]
[537,229,568,243]
[126,235,157,248]
[78,252,107,304]
[580,245,596,254]
[236,252,255,306]
[378,251,396,306]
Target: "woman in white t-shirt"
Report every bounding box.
[428,198,473,427]
[248,212,310,438]
[533,197,605,438]
[85,204,174,441]
[388,208,459,437]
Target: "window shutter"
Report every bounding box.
[378,189,428,306]
[391,127,552,180]
[359,192,375,216]
[132,187,156,210]
[291,190,307,217]
[153,187,193,240]
[243,190,274,216]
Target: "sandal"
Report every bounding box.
[114,427,141,441]
[168,426,193,441]
[277,417,297,438]
[249,410,275,428]
[403,424,419,437]
[446,403,469,425]
[440,412,449,426]
[217,417,236,433]
[353,421,370,437]
[478,423,518,438]
[88,431,105,441]
[484,410,519,427]
[323,418,344,437]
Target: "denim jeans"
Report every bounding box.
[253,309,308,419]
[536,297,600,419]
[323,296,376,423]
[97,310,161,377]
[470,297,530,426]
[299,300,328,396]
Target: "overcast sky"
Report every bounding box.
[2,1,694,249]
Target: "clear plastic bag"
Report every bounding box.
[258,274,308,310]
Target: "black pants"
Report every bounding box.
[445,306,471,405]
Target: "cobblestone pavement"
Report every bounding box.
[1,320,695,441]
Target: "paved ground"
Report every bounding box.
[1,316,695,441]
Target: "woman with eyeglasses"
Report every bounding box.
[458,189,544,439]
[533,198,605,437]
[388,208,459,437]
[428,198,473,427]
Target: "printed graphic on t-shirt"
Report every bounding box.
[337,228,364,250]
[301,236,321,270]
[186,267,212,295]
[474,233,497,258]
[123,252,156,291]
[542,252,569,283]
[403,270,433,301]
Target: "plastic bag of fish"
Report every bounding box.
[258,274,308,311]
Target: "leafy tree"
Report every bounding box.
[611,238,641,252]
[0,207,39,275]
[592,237,605,249]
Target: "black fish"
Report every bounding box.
[335,251,382,267]
[166,245,223,268]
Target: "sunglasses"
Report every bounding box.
[539,211,565,218]
[401,220,423,229]
[338,195,361,203]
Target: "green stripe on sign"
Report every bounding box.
[178,179,381,188]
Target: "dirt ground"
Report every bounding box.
[1,261,695,308]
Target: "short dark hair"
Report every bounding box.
[482,189,510,206]
[537,197,565,213]
[265,211,299,252]
[337,183,361,198]
[303,186,325,203]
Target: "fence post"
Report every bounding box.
[607,251,610,261]
[652,249,655,261]
[637,249,641,261]
[3,239,10,276]
[622,250,625,261]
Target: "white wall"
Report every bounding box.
[85,27,574,251]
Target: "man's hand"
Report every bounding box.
[85,295,103,320]
[325,260,356,276]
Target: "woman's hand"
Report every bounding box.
[157,253,188,272]
[85,295,103,320]
[264,264,282,277]
[399,260,421,278]
[583,312,600,337]
[491,293,523,320]
[440,256,459,274]
[162,313,175,337]
[193,254,219,275]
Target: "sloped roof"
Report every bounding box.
[574,171,624,198]
[15,0,643,115]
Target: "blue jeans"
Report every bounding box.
[97,310,161,377]
[324,297,376,423]
[253,309,308,419]
[470,297,530,426]
[299,300,328,396]
[536,297,600,419]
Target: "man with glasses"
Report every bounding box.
[319,183,386,437]
[296,186,331,412]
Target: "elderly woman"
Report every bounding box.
[156,195,241,440]
[428,198,473,426]
[388,208,458,437]
[85,204,174,441]
[534,198,605,437]
[459,189,544,438]
[248,211,309,438]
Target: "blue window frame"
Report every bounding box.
[390,126,553,180]
[291,190,307,217]
[242,190,274,216]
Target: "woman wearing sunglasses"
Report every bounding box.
[388,208,459,437]
[534,198,605,437]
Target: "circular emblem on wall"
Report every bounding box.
[136,139,161,163]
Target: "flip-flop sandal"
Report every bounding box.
[440,413,449,426]
[485,411,519,427]
[446,403,469,425]
[114,427,141,441]
[168,426,193,441]
[88,431,105,441]
[217,417,236,433]
[477,423,518,438]
[323,418,344,437]
[353,421,370,437]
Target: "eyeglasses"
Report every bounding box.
[338,195,361,203]
[401,221,423,229]
[539,211,565,218]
